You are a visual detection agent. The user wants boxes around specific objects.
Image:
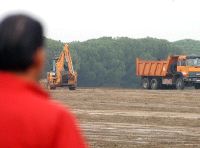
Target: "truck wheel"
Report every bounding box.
[194,84,200,89]
[176,78,184,90]
[47,83,56,90]
[150,78,159,90]
[69,85,76,90]
[142,78,150,89]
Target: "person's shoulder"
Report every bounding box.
[49,100,77,125]
[30,94,71,116]
[26,94,77,130]
[20,89,72,122]
[45,99,73,118]
[26,93,86,148]
[37,97,78,132]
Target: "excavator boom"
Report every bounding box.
[63,44,75,75]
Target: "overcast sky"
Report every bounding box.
[0,0,200,42]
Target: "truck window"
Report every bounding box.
[177,61,181,66]
[177,60,186,66]
[181,60,186,66]
[186,58,200,66]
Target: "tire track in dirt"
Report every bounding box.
[74,109,200,119]
[81,122,200,145]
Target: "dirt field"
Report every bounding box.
[50,88,200,148]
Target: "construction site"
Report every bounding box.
[50,88,200,148]
[1,1,200,148]
[41,43,200,147]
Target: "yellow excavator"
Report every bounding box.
[47,44,77,90]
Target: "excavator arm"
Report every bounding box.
[63,44,75,75]
[55,47,66,84]
[55,44,77,85]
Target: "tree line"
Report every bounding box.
[45,37,199,87]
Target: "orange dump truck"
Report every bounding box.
[136,55,200,89]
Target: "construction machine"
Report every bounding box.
[136,55,200,90]
[47,44,77,90]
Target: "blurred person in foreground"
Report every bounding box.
[0,14,87,148]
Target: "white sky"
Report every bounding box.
[0,0,200,42]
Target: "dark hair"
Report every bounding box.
[0,14,44,71]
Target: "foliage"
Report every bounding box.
[173,39,200,55]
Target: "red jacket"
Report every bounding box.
[0,72,87,148]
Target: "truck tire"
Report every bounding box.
[176,78,185,90]
[69,85,76,90]
[142,78,150,89]
[150,78,160,90]
[47,83,56,90]
[194,84,200,89]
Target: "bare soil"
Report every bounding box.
[50,88,200,148]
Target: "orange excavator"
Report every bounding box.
[47,44,77,90]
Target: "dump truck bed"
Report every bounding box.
[136,58,171,77]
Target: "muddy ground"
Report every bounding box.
[50,88,200,148]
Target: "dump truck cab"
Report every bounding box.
[177,55,200,76]
[136,55,200,90]
[176,56,200,87]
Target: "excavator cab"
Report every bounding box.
[47,44,77,90]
